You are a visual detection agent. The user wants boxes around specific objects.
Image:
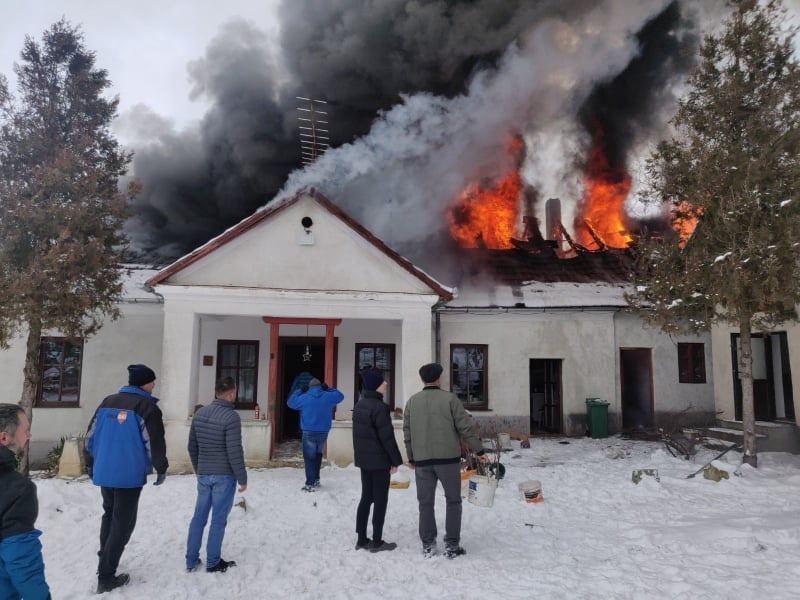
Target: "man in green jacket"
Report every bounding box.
[403,363,488,559]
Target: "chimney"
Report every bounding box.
[545,198,562,241]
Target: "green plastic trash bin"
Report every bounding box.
[585,398,609,439]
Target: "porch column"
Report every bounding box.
[399,311,435,408]
[159,309,200,421]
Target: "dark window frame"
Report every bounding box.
[678,342,706,384]
[36,337,84,407]
[216,340,259,409]
[450,343,489,410]
[355,343,396,411]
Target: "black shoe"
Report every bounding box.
[206,558,236,573]
[186,558,202,572]
[355,538,371,550]
[301,485,316,492]
[369,540,397,553]
[444,546,466,559]
[96,573,130,594]
[422,544,437,559]
[313,478,321,487]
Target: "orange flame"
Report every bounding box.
[448,138,522,249]
[671,201,700,247]
[448,173,521,249]
[575,129,632,249]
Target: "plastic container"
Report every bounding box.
[585,398,609,439]
[467,474,498,507]
[518,480,543,503]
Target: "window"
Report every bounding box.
[678,343,706,383]
[217,340,259,409]
[450,344,488,409]
[37,337,84,407]
[355,344,396,410]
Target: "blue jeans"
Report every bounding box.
[301,431,328,486]
[185,474,237,569]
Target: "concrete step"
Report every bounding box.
[696,420,800,454]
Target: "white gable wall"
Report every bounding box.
[168,195,434,295]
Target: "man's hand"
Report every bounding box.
[320,383,329,391]
[407,462,415,470]
[390,466,398,474]
[153,472,167,485]
[238,483,247,492]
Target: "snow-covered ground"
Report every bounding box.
[35,436,800,599]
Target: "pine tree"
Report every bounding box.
[627,0,800,467]
[0,20,133,473]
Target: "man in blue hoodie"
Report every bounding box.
[287,378,344,491]
[0,403,50,600]
[85,364,168,594]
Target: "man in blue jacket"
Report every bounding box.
[85,364,168,594]
[0,403,50,600]
[185,376,247,574]
[287,377,344,491]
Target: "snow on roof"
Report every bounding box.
[119,265,162,301]
[447,280,630,309]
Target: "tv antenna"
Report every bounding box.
[296,97,329,166]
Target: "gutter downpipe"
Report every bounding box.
[433,290,455,364]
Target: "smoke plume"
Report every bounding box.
[123,0,729,278]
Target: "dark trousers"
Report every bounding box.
[355,468,391,543]
[98,486,142,581]
[414,463,462,548]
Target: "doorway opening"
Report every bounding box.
[620,348,653,430]
[731,332,794,422]
[277,337,327,442]
[529,359,562,433]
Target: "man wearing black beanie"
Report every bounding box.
[84,364,168,593]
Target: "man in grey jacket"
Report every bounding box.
[403,363,488,559]
[185,377,247,573]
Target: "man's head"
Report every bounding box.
[215,376,237,402]
[308,378,321,388]
[360,369,385,392]
[419,363,444,384]
[128,364,156,392]
[0,404,31,454]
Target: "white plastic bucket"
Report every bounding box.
[497,433,511,450]
[467,474,498,507]
[518,480,543,503]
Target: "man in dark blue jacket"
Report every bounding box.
[185,376,247,574]
[0,403,50,600]
[85,364,168,594]
[287,377,344,491]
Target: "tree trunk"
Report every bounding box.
[738,318,758,468]
[17,320,43,475]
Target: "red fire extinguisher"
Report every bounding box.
[254,403,260,420]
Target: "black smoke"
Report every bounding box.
[123,0,720,268]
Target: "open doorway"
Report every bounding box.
[620,348,653,430]
[731,332,794,422]
[529,359,562,433]
[278,337,326,442]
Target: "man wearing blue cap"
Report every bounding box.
[85,364,168,594]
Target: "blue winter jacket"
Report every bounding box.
[287,385,344,433]
[0,445,50,600]
[85,386,168,488]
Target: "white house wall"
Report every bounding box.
[438,309,619,435]
[613,312,715,426]
[16,301,164,461]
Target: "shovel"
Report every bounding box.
[686,442,742,478]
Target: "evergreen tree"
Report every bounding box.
[0,20,133,472]
[627,0,800,467]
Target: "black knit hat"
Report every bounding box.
[360,369,384,392]
[128,364,156,387]
[419,363,443,383]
